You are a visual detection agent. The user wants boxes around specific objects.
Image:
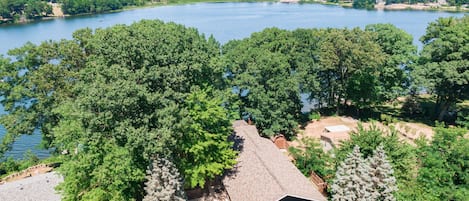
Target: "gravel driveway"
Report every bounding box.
[0,172,62,201]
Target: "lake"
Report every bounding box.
[0,2,464,159]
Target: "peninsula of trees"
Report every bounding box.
[0,15,467,200]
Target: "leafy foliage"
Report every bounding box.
[0,150,40,177]
[175,88,237,188]
[414,126,469,201]
[223,28,303,137]
[365,23,417,102]
[288,137,334,179]
[1,19,235,199]
[0,0,52,22]
[352,0,375,9]
[0,39,86,157]
[401,91,423,118]
[59,0,148,15]
[316,28,385,114]
[414,16,469,121]
[456,109,469,128]
[1,15,468,201]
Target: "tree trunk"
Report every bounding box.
[336,94,341,115]
[437,102,450,122]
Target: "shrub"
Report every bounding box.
[309,111,321,121]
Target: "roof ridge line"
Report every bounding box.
[241,126,289,196]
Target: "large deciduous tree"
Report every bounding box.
[414,16,469,121]
[365,23,417,101]
[0,39,86,157]
[317,28,384,114]
[223,28,302,137]
[1,20,237,200]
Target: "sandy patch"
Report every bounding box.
[0,172,62,201]
[294,116,435,148]
[49,3,64,17]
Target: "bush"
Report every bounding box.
[309,111,321,121]
[456,109,469,128]
[289,137,334,179]
[0,157,20,177]
[380,114,397,125]
[401,95,423,117]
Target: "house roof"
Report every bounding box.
[223,120,326,201]
[324,125,350,133]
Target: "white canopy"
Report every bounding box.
[324,125,350,133]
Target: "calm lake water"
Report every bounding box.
[0,2,464,159]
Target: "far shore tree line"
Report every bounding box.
[0,0,53,21]
[0,15,467,200]
[0,0,154,23]
[2,0,468,24]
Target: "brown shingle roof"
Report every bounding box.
[223,120,326,201]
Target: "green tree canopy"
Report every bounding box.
[288,137,334,179]
[1,20,236,200]
[414,15,469,121]
[223,28,302,137]
[316,28,385,114]
[415,126,469,200]
[365,23,417,101]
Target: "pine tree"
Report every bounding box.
[368,145,398,201]
[143,156,187,201]
[331,145,373,201]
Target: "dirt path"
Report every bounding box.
[1,164,54,184]
[50,3,64,17]
[0,172,62,201]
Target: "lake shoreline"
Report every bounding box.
[302,0,468,12]
[0,0,467,26]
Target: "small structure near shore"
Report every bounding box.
[279,0,300,3]
[320,125,351,151]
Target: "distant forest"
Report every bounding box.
[0,0,52,21]
[1,0,468,23]
[0,0,152,23]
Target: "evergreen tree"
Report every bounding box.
[368,145,398,201]
[143,156,186,201]
[331,146,373,201]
